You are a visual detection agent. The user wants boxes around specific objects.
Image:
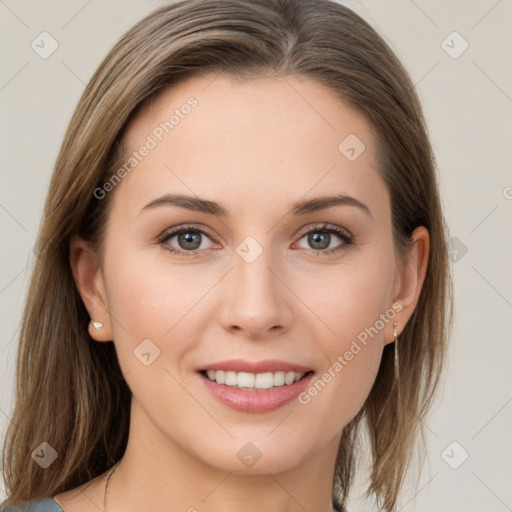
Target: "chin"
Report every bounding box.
[195,436,311,475]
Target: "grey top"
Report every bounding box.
[1,497,345,511]
[0,498,63,512]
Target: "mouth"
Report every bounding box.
[199,369,314,391]
[196,359,315,412]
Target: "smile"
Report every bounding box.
[202,369,310,390]
[197,359,315,412]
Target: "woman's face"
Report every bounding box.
[74,73,425,475]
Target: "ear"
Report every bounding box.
[385,226,430,345]
[69,235,113,342]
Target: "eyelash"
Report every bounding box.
[157,223,354,257]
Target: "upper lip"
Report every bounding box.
[198,359,313,374]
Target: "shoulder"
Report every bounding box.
[0,498,63,512]
[2,472,105,512]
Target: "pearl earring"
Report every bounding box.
[92,321,103,330]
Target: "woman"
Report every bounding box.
[0,0,452,510]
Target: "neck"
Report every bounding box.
[106,398,340,512]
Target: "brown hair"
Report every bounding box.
[1,0,452,510]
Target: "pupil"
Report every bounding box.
[179,231,201,250]
[309,232,330,250]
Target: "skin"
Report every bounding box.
[58,73,429,512]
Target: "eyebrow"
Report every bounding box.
[140,193,372,218]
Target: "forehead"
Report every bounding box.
[116,73,387,218]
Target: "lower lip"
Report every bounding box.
[198,371,315,413]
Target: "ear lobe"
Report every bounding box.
[385,226,429,344]
[69,235,113,342]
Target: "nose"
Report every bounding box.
[217,246,293,339]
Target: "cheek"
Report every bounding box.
[292,253,394,424]
[102,255,204,415]
[295,252,395,347]
[296,277,387,437]
[101,249,217,394]
[105,250,212,339]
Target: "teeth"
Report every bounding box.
[204,370,306,389]
[238,372,255,388]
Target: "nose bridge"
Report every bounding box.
[235,244,276,298]
[219,235,291,337]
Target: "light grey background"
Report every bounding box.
[1,1,511,511]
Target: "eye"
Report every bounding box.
[158,224,216,256]
[294,223,354,255]
[158,222,354,257]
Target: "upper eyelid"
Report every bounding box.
[297,223,352,237]
[161,224,215,240]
